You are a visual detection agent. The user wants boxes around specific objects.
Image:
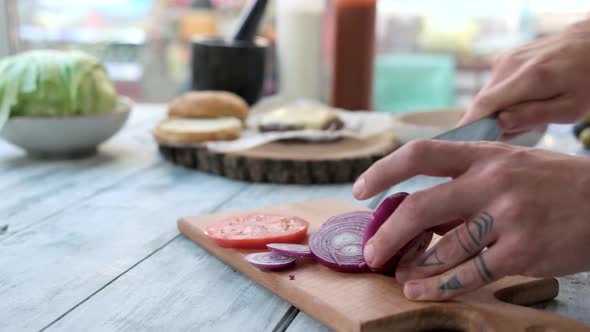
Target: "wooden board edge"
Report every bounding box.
[157,137,398,184]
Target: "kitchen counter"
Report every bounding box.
[1,104,588,331]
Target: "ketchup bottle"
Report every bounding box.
[326,0,377,111]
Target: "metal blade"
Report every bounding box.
[393,115,503,195]
[432,115,502,142]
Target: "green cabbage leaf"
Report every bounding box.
[0,50,118,129]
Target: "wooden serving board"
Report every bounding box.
[159,132,399,184]
[178,199,590,332]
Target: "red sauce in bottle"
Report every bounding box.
[328,0,376,111]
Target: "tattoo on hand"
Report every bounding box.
[455,228,473,255]
[475,254,494,282]
[458,211,494,253]
[439,275,464,291]
[418,248,445,267]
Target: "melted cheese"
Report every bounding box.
[259,107,339,129]
[160,117,241,133]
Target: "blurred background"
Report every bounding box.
[1,0,589,113]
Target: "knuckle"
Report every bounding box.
[472,94,494,111]
[399,192,427,222]
[480,165,512,190]
[524,62,551,81]
[403,139,430,163]
[496,193,530,222]
[480,141,510,154]
[503,246,525,274]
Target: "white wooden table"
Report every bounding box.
[1,105,589,332]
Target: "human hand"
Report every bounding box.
[353,140,590,301]
[459,19,590,139]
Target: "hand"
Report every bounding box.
[459,19,590,139]
[353,140,590,301]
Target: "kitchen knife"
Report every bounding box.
[395,115,503,194]
[432,114,503,142]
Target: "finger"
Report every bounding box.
[498,96,573,133]
[458,64,562,127]
[363,178,490,270]
[403,244,506,301]
[429,219,463,236]
[353,140,477,200]
[396,211,498,283]
[499,124,547,143]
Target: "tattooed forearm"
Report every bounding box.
[439,275,464,290]
[418,248,445,267]
[475,254,494,282]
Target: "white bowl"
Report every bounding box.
[391,109,544,147]
[0,97,132,158]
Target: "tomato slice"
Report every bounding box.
[205,213,310,249]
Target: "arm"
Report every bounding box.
[459,18,590,139]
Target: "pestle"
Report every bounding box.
[228,0,269,43]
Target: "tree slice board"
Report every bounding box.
[158,132,399,184]
[178,199,590,332]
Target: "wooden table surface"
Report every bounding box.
[1,105,589,332]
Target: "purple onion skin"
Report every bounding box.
[362,192,433,275]
[362,192,409,247]
[246,252,296,271]
[266,243,313,258]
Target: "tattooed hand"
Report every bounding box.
[353,140,590,301]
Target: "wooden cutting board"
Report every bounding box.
[178,199,590,332]
[159,131,400,184]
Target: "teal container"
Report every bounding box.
[373,53,456,114]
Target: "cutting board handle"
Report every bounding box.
[363,303,589,332]
[363,278,589,332]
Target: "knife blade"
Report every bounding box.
[393,115,503,195]
[432,114,503,142]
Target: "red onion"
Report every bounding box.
[266,243,313,258]
[309,211,373,273]
[245,252,296,271]
[363,192,433,275]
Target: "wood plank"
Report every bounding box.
[46,235,292,332]
[287,312,332,332]
[0,167,247,331]
[0,106,165,238]
[533,273,590,326]
[42,184,356,331]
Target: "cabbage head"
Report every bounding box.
[0,50,118,129]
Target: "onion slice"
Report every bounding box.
[363,192,433,275]
[245,252,296,271]
[309,211,373,273]
[266,243,313,257]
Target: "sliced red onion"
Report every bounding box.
[266,243,313,258]
[309,211,373,273]
[364,192,410,245]
[363,192,433,275]
[245,252,296,271]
